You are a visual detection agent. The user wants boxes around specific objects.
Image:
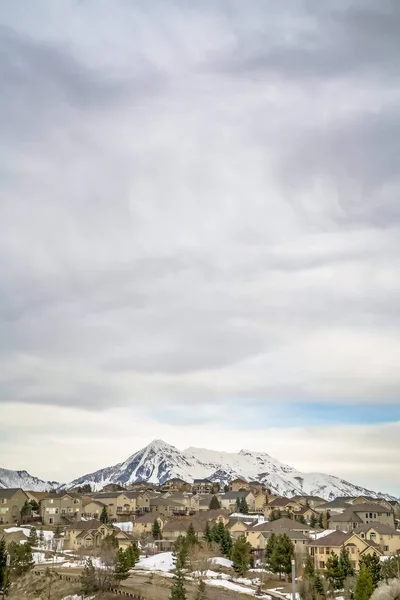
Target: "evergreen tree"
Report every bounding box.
[102,533,119,551]
[54,523,62,539]
[299,515,307,525]
[340,547,354,579]
[326,552,344,590]
[203,521,212,543]
[236,497,241,511]
[0,537,9,596]
[152,518,162,540]
[80,557,98,595]
[303,553,315,580]
[114,548,130,585]
[318,513,324,529]
[209,495,221,510]
[186,523,198,547]
[170,542,188,600]
[125,542,140,568]
[231,535,252,576]
[195,578,206,600]
[359,553,381,588]
[39,528,45,546]
[8,541,34,576]
[220,527,233,558]
[270,510,282,522]
[27,526,38,548]
[354,565,374,600]
[29,499,40,514]
[100,505,109,524]
[380,555,400,581]
[314,573,325,597]
[310,514,317,528]
[270,534,294,580]
[20,501,31,523]
[174,536,189,569]
[239,497,249,515]
[265,533,276,566]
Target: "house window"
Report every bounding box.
[50,499,54,504]
[374,514,376,519]
[1,499,6,504]
[319,561,325,569]
[318,548,324,554]
[370,533,376,541]
[350,547,355,554]
[117,507,122,513]
[73,499,79,505]
[369,513,373,518]
[49,518,54,524]
[378,513,382,516]
[384,546,389,552]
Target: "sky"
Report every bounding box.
[0,0,399,495]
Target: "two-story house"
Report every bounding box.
[354,523,400,556]
[64,519,132,551]
[93,492,136,521]
[228,478,249,492]
[41,493,82,525]
[330,504,395,532]
[192,479,214,494]
[220,491,256,512]
[160,478,192,492]
[0,488,30,524]
[308,531,382,572]
[264,497,302,519]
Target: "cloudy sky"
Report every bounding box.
[1,0,399,495]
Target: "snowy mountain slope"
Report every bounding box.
[0,467,59,491]
[65,439,396,500]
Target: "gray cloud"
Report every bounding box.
[0,0,399,489]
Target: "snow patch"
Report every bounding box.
[135,552,175,572]
[210,556,233,568]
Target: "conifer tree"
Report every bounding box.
[220,527,233,558]
[20,501,31,523]
[270,534,294,580]
[114,548,130,585]
[354,565,374,600]
[359,553,381,588]
[303,553,315,580]
[209,495,221,510]
[318,513,324,529]
[39,528,45,547]
[152,518,162,540]
[299,515,307,525]
[170,541,188,600]
[314,573,325,596]
[203,521,212,543]
[240,497,249,515]
[235,497,241,511]
[27,527,38,548]
[0,537,9,596]
[100,505,109,524]
[125,542,140,568]
[80,557,98,595]
[8,541,34,576]
[265,533,276,566]
[326,552,344,590]
[186,523,198,547]
[339,547,354,579]
[231,535,252,576]
[195,578,206,600]
[310,514,317,528]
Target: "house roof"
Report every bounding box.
[251,517,314,532]
[163,478,190,484]
[135,513,164,524]
[330,509,363,523]
[150,498,186,507]
[70,519,110,531]
[193,479,212,484]
[163,519,204,533]
[83,499,106,508]
[317,498,353,509]
[222,491,252,500]
[0,488,24,498]
[291,495,325,503]
[354,523,400,535]
[353,503,393,514]
[93,492,128,499]
[25,491,49,501]
[267,498,296,508]
[229,478,248,483]
[308,531,351,547]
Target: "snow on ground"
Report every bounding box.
[210,556,233,568]
[310,529,336,540]
[4,527,31,537]
[62,596,95,600]
[230,513,260,520]
[115,521,134,533]
[135,552,175,572]
[190,570,230,579]
[207,578,271,598]
[33,552,46,563]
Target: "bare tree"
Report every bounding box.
[371,579,400,600]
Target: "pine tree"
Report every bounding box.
[231,535,252,576]
[170,543,187,600]
[270,510,282,522]
[0,537,9,596]
[20,501,31,523]
[220,528,233,558]
[114,548,130,585]
[174,536,189,569]
[203,521,212,543]
[326,552,344,590]
[265,533,276,566]
[240,497,249,515]
[318,513,323,529]
[354,565,374,600]
[125,542,140,568]
[380,555,400,581]
[27,526,38,548]
[303,553,315,580]
[209,495,221,510]
[8,541,34,576]
[359,553,381,588]
[186,523,198,547]
[80,557,98,595]
[29,499,40,514]
[310,514,317,528]
[236,497,241,511]
[54,523,62,539]
[314,573,325,596]
[152,518,162,540]
[340,547,354,579]
[100,505,109,524]
[39,528,45,547]
[299,515,307,525]
[195,578,206,600]
[270,534,294,580]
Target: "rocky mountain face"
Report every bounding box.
[64,439,396,500]
[0,467,59,491]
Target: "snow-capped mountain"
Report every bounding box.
[65,439,396,500]
[0,467,59,491]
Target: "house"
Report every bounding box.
[93,492,136,521]
[82,500,106,520]
[254,494,267,514]
[132,513,165,537]
[226,519,249,539]
[314,498,353,514]
[307,531,383,572]
[150,497,193,516]
[64,519,132,551]
[0,489,30,524]
[228,478,249,492]
[220,491,256,511]
[125,491,152,513]
[41,493,82,525]
[161,491,199,511]
[248,481,266,495]
[264,497,302,519]
[245,517,313,551]
[160,478,192,492]
[192,479,213,494]
[25,491,50,504]
[293,506,319,523]
[351,496,393,511]
[330,504,395,532]
[161,519,205,546]
[101,483,126,493]
[354,523,400,556]
[292,496,325,509]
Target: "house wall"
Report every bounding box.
[0,490,29,524]
[41,495,82,526]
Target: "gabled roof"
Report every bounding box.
[268,497,296,508]
[229,478,248,483]
[193,479,212,484]
[83,499,106,508]
[353,503,393,514]
[135,513,165,524]
[308,531,350,547]
[0,488,24,498]
[222,491,252,500]
[317,498,353,509]
[163,519,204,533]
[93,492,128,499]
[149,498,186,507]
[330,509,363,523]
[70,519,110,531]
[251,517,314,532]
[354,522,400,535]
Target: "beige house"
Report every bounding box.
[315,498,353,514]
[150,497,193,516]
[228,478,249,492]
[220,491,256,511]
[133,513,165,537]
[161,491,199,511]
[226,519,248,540]
[161,478,192,492]
[254,494,267,514]
[330,504,395,532]
[264,497,302,519]
[354,523,400,556]
[64,519,132,551]
[41,493,82,526]
[249,482,267,495]
[292,496,325,509]
[192,479,213,494]
[126,491,151,513]
[93,492,136,521]
[308,531,382,572]
[351,497,393,511]
[82,500,106,520]
[0,488,30,524]
[246,517,313,550]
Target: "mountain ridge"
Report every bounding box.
[0,467,59,492]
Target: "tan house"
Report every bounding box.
[228,478,249,492]
[125,491,152,513]
[292,496,325,509]
[161,491,199,511]
[150,497,193,516]
[226,519,249,540]
[64,519,132,551]
[315,498,353,515]
[0,489,30,524]
[93,492,136,521]
[101,483,126,493]
[246,517,313,550]
[254,494,267,514]
[293,506,319,523]
[249,482,267,495]
[82,500,106,520]
[354,523,400,557]
[330,504,395,532]
[161,478,192,492]
[41,493,82,526]
[133,513,165,537]
[221,491,256,511]
[192,479,213,494]
[264,497,302,519]
[308,531,383,572]
[351,497,393,511]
